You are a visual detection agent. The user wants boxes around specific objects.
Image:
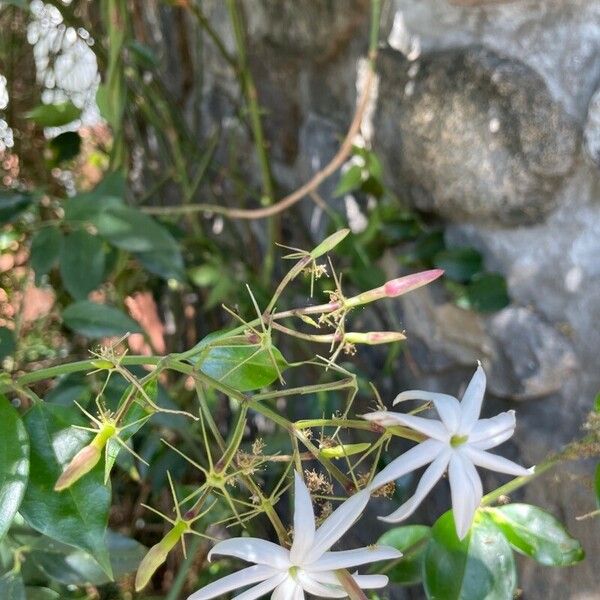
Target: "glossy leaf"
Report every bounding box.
[0,191,32,224]
[90,204,180,254]
[62,300,142,338]
[20,403,112,577]
[423,511,516,600]
[196,343,288,392]
[486,504,585,566]
[0,570,25,600]
[29,531,147,586]
[0,327,15,361]
[464,273,510,312]
[30,227,61,284]
[434,247,483,283]
[48,131,81,164]
[59,230,106,299]
[0,395,29,540]
[25,102,81,127]
[136,248,186,281]
[376,525,431,585]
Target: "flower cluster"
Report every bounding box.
[187,365,532,599]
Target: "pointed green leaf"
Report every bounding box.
[25,102,81,127]
[20,403,112,577]
[376,525,431,585]
[196,343,288,392]
[62,301,142,338]
[334,164,364,197]
[30,227,62,284]
[486,504,584,566]
[0,395,29,540]
[424,511,516,600]
[60,230,106,299]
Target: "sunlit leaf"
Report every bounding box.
[424,511,516,600]
[486,504,584,566]
[196,343,288,392]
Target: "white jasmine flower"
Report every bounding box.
[188,472,401,599]
[363,365,533,539]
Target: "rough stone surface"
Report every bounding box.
[375,46,579,224]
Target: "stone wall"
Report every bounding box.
[190,1,600,596]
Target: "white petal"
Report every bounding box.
[468,411,515,445]
[208,538,289,569]
[271,577,305,600]
[378,448,451,523]
[394,390,461,431]
[232,573,288,600]
[187,565,278,600]
[296,571,347,598]
[448,453,482,540]
[352,574,389,589]
[303,490,370,563]
[457,365,487,434]
[463,446,533,476]
[363,411,449,441]
[289,472,316,564]
[369,438,444,490]
[309,545,402,571]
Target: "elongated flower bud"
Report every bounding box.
[345,331,406,345]
[345,269,444,308]
[54,424,116,491]
[135,522,187,591]
[54,444,101,491]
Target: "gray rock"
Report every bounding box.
[375,46,579,224]
[486,307,578,400]
[584,87,600,166]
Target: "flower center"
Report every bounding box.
[288,566,299,580]
[450,434,468,448]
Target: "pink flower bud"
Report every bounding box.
[54,444,101,491]
[345,269,444,308]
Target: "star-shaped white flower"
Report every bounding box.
[363,365,533,540]
[188,472,401,600]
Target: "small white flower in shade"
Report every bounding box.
[188,472,401,600]
[363,364,533,540]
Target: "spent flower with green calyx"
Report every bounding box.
[363,364,534,539]
[188,472,400,599]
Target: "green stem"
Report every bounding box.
[225,0,276,283]
[164,535,203,600]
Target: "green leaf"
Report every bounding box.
[423,511,516,600]
[45,373,91,407]
[25,102,81,127]
[320,442,370,459]
[0,570,25,600]
[135,248,185,282]
[404,230,445,265]
[464,273,510,312]
[48,131,81,164]
[376,525,431,585]
[59,230,106,300]
[30,227,62,284]
[0,327,15,361]
[62,301,142,338]
[90,204,179,254]
[434,247,483,283]
[28,530,147,586]
[334,164,364,197]
[0,396,29,540]
[20,403,112,577]
[486,504,585,566]
[0,190,32,224]
[196,343,288,392]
